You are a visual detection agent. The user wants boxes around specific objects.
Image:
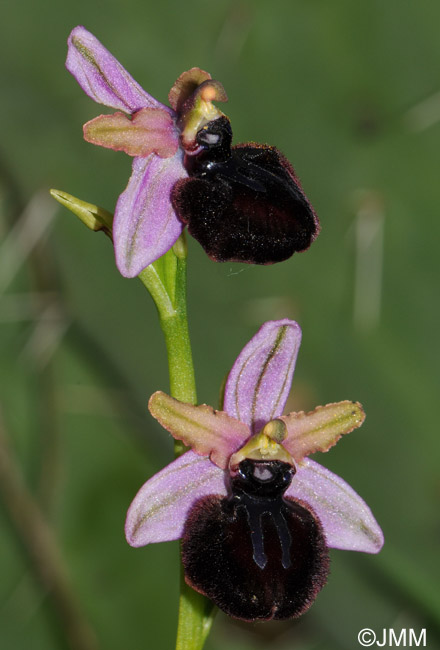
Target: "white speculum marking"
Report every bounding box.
[202,133,220,144]
[253,465,274,481]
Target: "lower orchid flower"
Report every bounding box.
[125,320,383,621]
[66,27,319,278]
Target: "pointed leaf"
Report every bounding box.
[149,392,250,470]
[280,401,366,461]
[223,320,302,433]
[66,26,171,114]
[125,451,226,547]
[83,108,178,158]
[113,152,186,277]
[288,458,384,553]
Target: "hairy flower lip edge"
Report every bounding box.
[67,28,322,277]
[66,27,322,277]
[125,319,384,555]
[124,449,384,554]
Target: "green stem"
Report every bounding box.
[159,289,196,405]
[175,586,215,650]
[139,235,215,650]
[139,236,196,405]
[51,191,215,650]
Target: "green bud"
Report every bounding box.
[50,189,113,236]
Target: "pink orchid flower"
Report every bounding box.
[67,28,319,277]
[125,320,383,621]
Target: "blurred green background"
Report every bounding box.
[0,1,439,649]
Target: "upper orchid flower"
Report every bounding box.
[125,320,383,622]
[66,27,319,278]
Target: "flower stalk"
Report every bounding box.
[139,236,196,406]
[139,239,214,650]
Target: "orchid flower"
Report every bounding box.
[66,27,319,278]
[125,319,383,621]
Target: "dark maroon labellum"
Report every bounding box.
[172,117,320,264]
[181,459,329,621]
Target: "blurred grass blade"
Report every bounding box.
[0,191,57,294]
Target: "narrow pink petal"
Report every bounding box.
[149,392,250,470]
[280,401,366,461]
[113,152,186,277]
[125,451,227,547]
[223,320,302,434]
[66,26,172,114]
[83,108,179,158]
[287,459,384,553]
